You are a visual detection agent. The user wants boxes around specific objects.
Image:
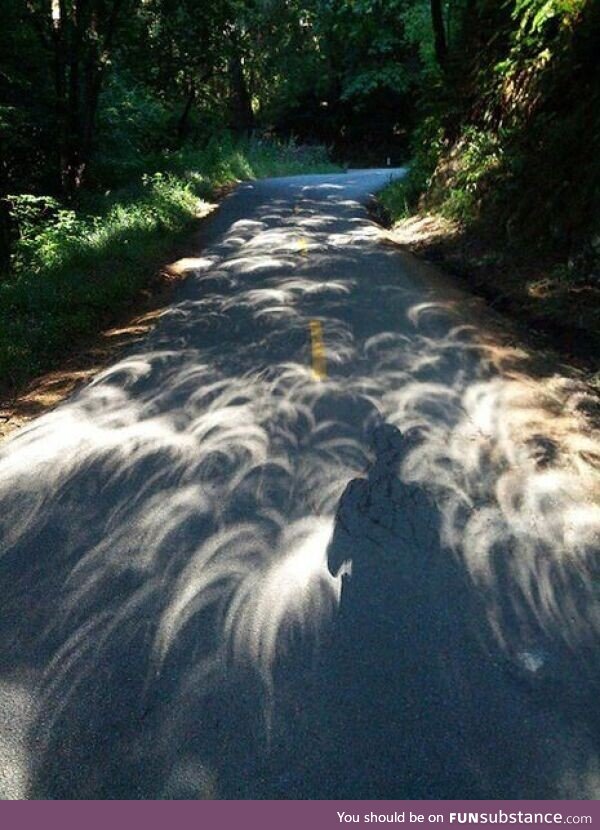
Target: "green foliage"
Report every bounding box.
[378,115,446,221]
[378,179,413,220]
[341,65,411,102]
[513,0,586,38]
[439,187,477,223]
[314,0,414,105]
[381,0,600,266]
[435,128,503,223]
[401,0,438,72]
[164,135,338,188]
[92,73,174,186]
[0,174,197,385]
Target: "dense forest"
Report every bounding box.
[1,0,599,389]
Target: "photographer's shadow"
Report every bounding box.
[314,424,566,799]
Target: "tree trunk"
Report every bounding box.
[0,137,11,272]
[177,82,196,144]
[0,191,11,275]
[50,0,71,192]
[228,39,254,134]
[431,0,448,70]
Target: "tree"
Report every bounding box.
[430,0,447,69]
[24,0,130,194]
[133,0,229,143]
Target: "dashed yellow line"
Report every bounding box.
[309,320,327,381]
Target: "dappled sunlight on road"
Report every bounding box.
[0,170,598,799]
[382,338,599,665]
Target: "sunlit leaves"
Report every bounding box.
[514,0,587,36]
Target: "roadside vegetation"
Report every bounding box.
[1,0,598,393]
[379,1,600,362]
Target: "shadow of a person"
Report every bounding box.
[315,424,570,799]
[328,423,441,627]
[322,424,475,797]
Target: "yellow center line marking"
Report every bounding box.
[309,320,327,381]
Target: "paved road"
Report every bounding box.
[0,170,598,799]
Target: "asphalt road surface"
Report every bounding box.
[0,170,598,799]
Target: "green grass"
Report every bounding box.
[1,136,339,390]
[378,178,414,222]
